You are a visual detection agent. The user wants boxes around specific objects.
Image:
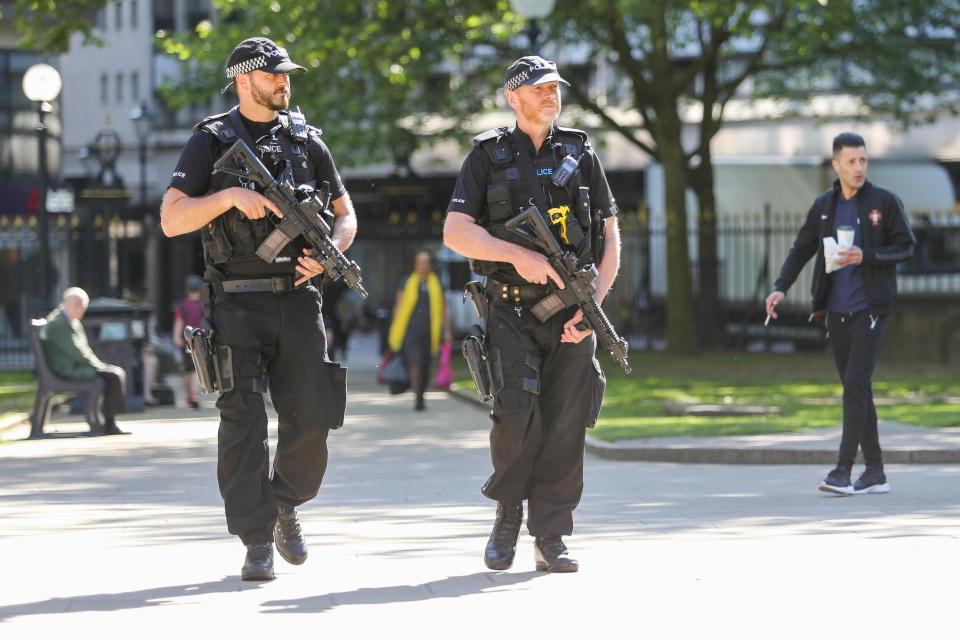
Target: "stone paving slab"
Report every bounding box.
[1,378,959,637]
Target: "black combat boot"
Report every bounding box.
[483,502,523,570]
[534,535,579,573]
[274,503,308,565]
[241,543,275,581]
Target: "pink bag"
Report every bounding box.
[434,342,453,390]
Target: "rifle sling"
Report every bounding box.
[226,107,260,152]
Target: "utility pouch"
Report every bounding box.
[462,325,492,402]
[590,215,606,263]
[486,183,513,222]
[317,361,347,429]
[204,220,235,264]
[213,344,235,394]
[575,185,591,229]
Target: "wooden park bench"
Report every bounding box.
[27,318,105,438]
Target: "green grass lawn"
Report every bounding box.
[453,349,960,442]
[0,371,37,421]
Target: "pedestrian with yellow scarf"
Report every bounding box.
[388,250,452,411]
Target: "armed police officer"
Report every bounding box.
[160,37,357,581]
[443,56,621,573]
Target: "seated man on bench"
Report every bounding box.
[40,287,128,435]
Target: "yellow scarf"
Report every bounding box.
[388,272,443,354]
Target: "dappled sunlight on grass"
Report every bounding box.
[454,348,959,441]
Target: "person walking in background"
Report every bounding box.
[40,287,128,435]
[172,274,206,409]
[765,132,916,496]
[388,250,451,411]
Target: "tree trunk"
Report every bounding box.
[690,161,723,347]
[661,141,699,354]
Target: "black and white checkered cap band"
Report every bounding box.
[226,56,267,79]
[504,70,530,92]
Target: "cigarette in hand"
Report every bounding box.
[764,314,772,326]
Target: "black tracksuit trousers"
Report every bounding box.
[827,310,886,469]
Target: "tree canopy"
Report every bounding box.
[11,0,959,351]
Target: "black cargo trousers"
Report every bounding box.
[210,282,346,545]
[481,298,606,537]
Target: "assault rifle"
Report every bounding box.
[505,205,631,373]
[212,139,367,299]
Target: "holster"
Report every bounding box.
[463,280,489,321]
[183,325,235,394]
[462,324,493,402]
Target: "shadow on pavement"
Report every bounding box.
[0,576,263,622]
[260,570,544,614]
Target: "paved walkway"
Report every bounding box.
[1,355,959,635]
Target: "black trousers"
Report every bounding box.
[482,299,606,537]
[826,310,886,469]
[95,364,127,423]
[211,284,337,545]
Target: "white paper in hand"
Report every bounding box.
[823,237,844,273]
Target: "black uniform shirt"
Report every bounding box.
[446,124,619,223]
[168,110,345,200]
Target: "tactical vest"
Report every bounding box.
[196,107,322,269]
[471,125,595,277]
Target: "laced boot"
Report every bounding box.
[241,543,275,581]
[274,503,308,565]
[534,535,579,573]
[483,502,523,570]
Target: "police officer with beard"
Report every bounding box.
[443,56,621,573]
[160,38,357,580]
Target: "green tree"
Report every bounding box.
[6,1,106,53]
[153,1,525,169]
[12,0,959,352]
[539,0,959,353]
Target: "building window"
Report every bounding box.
[96,7,106,31]
[131,71,140,101]
[115,1,123,30]
[101,73,109,104]
[154,0,174,32]
[131,0,138,29]
[116,72,124,103]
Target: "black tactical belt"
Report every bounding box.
[486,279,550,303]
[218,276,298,294]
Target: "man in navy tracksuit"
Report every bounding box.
[766,133,916,495]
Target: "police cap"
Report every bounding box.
[504,55,570,92]
[221,37,307,94]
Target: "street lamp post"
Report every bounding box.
[129,101,160,317]
[22,63,63,302]
[509,0,556,52]
[129,101,152,211]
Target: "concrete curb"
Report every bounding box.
[583,436,960,465]
[447,386,960,465]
